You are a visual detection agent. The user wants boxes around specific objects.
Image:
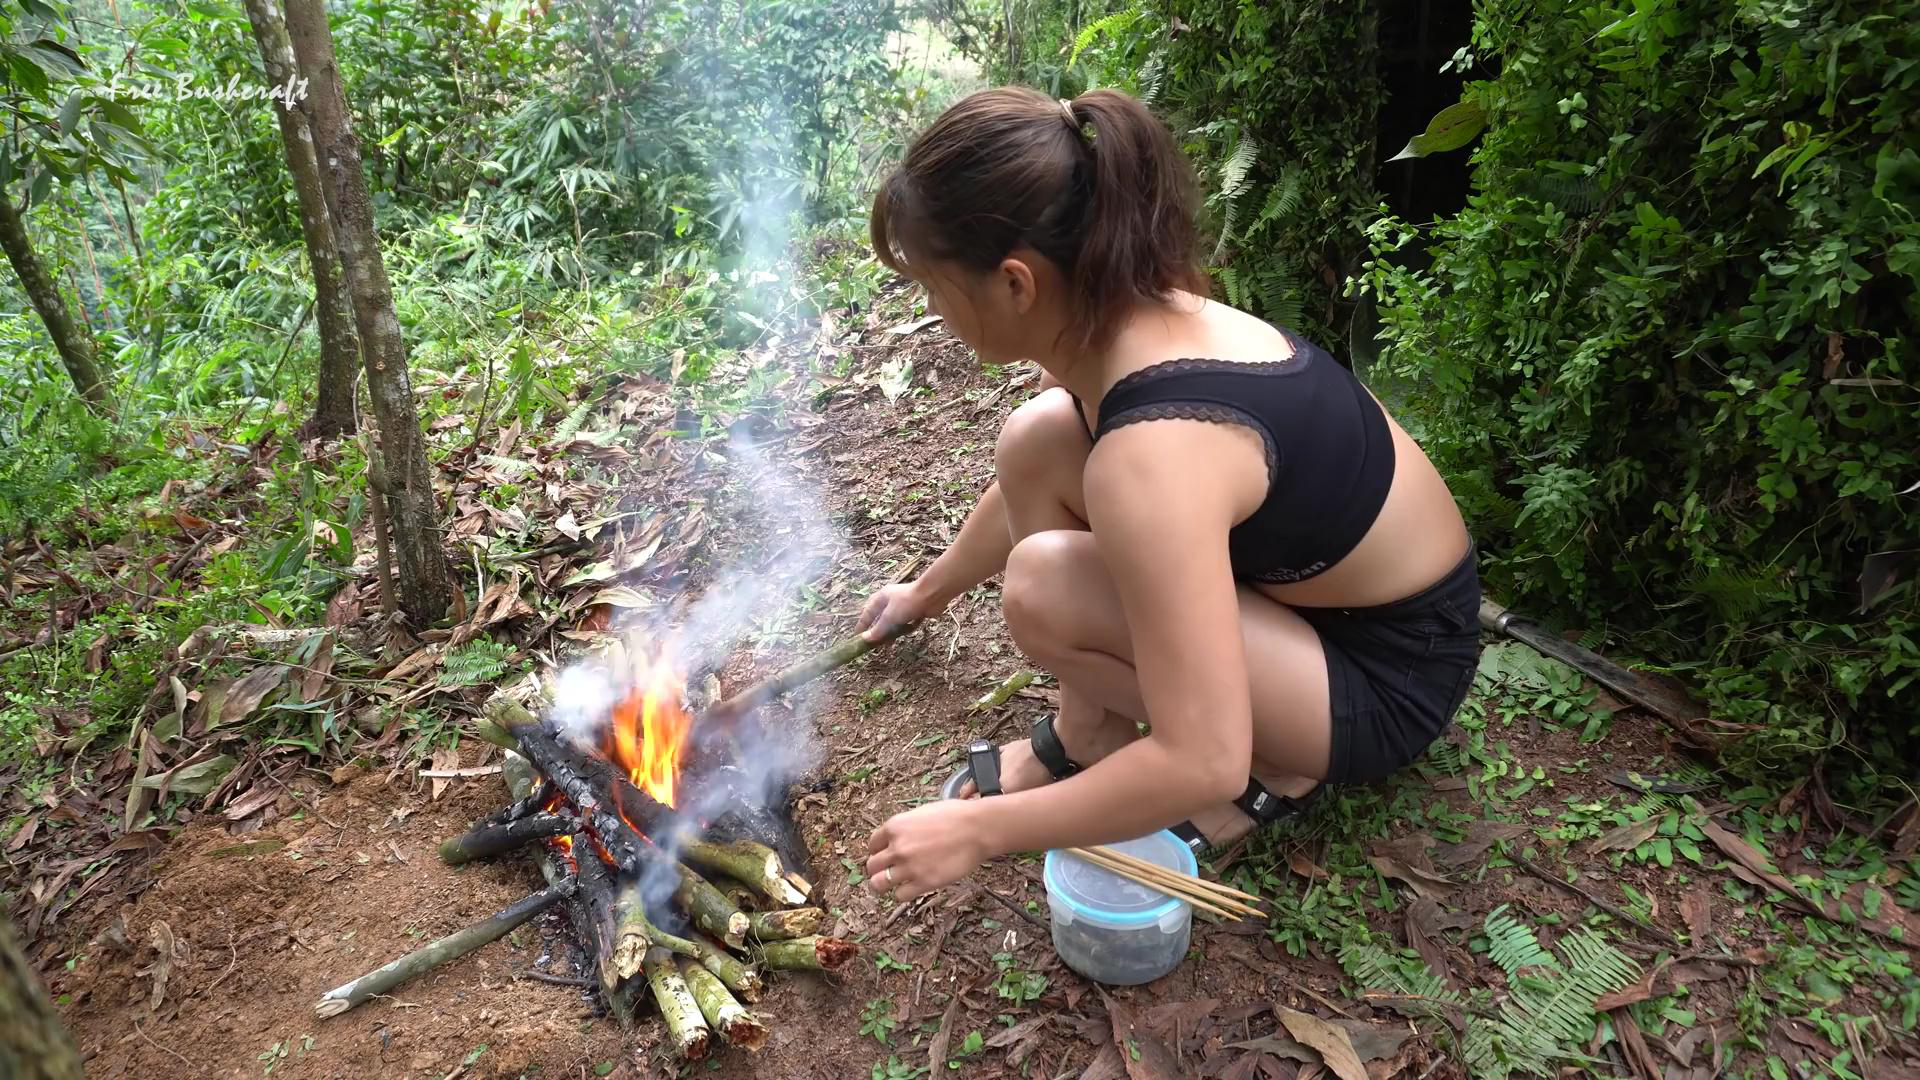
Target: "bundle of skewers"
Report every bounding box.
[1067,845,1264,920]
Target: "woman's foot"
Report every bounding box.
[956,737,1059,798]
[1181,771,1321,849]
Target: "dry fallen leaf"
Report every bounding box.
[429,747,460,801]
[217,664,288,729]
[145,920,177,1010]
[385,645,444,685]
[1287,850,1329,880]
[1433,820,1528,868]
[927,994,960,1075]
[1593,964,1662,1011]
[1276,1008,1368,1080]
[1680,885,1712,941]
[1367,855,1454,900]
[299,633,336,702]
[1611,1008,1662,1079]
[1107,996,1181,1080]
[1405,898,1452,984]
[171,511,212,535]
[324,580,363,627]
[1695,816,1821,915]
[1589,817,1660,855]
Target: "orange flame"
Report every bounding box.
[603,642,692,809]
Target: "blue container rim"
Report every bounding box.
[1043,829,1200,927]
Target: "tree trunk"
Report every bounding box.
[241,0,360,441]
[283,0,454,625]
[0,188,109,411]
[0,915,84,1080]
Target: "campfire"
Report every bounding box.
[309,628,907,1061]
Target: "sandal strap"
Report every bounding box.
[1029,714,1081,780]
[1235,777,1321,824]
[966,740,1004,797]
[1169,820,1210,855]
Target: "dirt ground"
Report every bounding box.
[21,286,1920,1079]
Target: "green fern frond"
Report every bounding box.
[1483,906,1556,974]
[1251,167,1305,233]
[1576,624,1608,651]
[1216,266,1247,310]
[440,638,514,688]
[1339,941,1455,1003]
[1425,738,1464,776]
[1068,8,1144,67]
[1682,564,1782,623]
[1532,174,1605,215]
[552,398,596,442]
[1217,137,1259,204]
[479,454,537,477]
[1138,52,1167,103]
[1256,269,1305,327]
[1503,929,1638,1046]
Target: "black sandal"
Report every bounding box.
[946,715,1321,854]
[1166,778,1322,856]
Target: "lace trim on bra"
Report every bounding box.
[1102,352,1308,402]
[1098,402,1279,481]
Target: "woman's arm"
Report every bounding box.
[858,481,1014,640]
[918,481,1015,608]
[864,420,1268,894]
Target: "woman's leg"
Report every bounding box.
[981,389,1141,793]
[1002,529,1331,846]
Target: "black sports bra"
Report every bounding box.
[1080,330,1395,584]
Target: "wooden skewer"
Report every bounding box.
[1081,844,1265,905]
[1072,847,1265,915]
[1068,849,1251,920]
[1072,851,1252,920]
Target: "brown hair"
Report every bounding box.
[870,86,1203,353]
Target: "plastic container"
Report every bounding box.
[1042,830,1195,985]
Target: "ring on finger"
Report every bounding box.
[881,866,896,892]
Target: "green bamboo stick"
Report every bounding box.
[679,956,768,1051]
[314,878,574,1018]
[691,934,762,1002]
[643,947,710,1060]
[681,837,811,904]
[704,621,917,724]
[755,935,856,972]
[746,906,823,941]
[674,863,749,948]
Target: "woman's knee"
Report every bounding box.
[1002,530,1097,657]
[994,387,1086,486]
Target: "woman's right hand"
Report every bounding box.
[857,579,945,642]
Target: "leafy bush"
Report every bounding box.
[1356,0,1920,769]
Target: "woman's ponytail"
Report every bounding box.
[1061,89,1204,350]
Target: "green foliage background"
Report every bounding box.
[1360,0,1919,767]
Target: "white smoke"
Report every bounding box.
[545,421,845,908]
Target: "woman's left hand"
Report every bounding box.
[865,799,992,902]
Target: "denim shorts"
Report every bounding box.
[1294,544,1482,784]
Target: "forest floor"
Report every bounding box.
[6,265,1920,1079]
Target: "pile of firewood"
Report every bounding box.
[311,693,859,1061]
